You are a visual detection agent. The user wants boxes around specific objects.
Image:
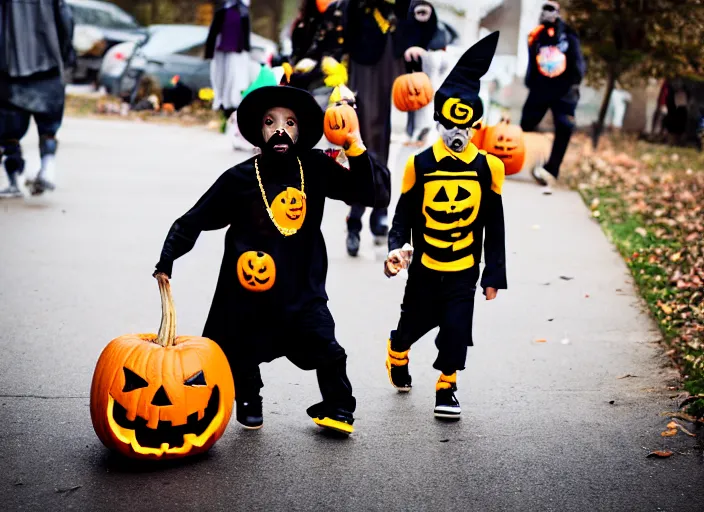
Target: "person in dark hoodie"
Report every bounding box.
[520,1,585,195]
[343,0,415,256]
[0,0,75,198]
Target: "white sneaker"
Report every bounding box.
[0,184,23,198]
[541,185,553,195]
[532,166,556,194]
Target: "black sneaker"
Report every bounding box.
[307,402,355,435]
[434,387,461,420]
[346,231,360,257]
[386,358,412,392]
[236,396,263,430]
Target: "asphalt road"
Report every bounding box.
[1,118,702,511]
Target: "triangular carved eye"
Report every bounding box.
[455,186,471,201]
[433,187,450,202]
[123,368,148,392]
[184,370,207,387]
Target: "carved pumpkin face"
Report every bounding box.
[324,103,359,147]
[482,120,525,175]
[421,178,482,272]
[270,187,306,231]
[90,335,235,460]
[237,251,276,292]
[392,72,434,112]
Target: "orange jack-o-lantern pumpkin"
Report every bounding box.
[324,103,359,146]
[270,187,306,231]
[480,118,526,175]
[90,275,235,460]
[470,120,486,149]
[237,251,276,292]
[392,72,434,112]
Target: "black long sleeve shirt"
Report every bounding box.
[388,140,507,291]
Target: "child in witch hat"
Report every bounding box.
[383,31,507,420]
[154,81,389,435]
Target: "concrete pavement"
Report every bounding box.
[1,117,702,511]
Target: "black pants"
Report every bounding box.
[390,267,477,376]
[0,101,63,178]
[347,204,388,236]
[229,303,356,415]
[520,88,579,178]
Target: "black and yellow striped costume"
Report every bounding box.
[387,139,507,374]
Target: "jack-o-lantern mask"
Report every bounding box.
[421,178,481,271]
[481,119,525,175]
[90,275,235,460]
[237,251,276,292]
[270,187,306,231]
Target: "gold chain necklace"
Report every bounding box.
[255,157,306,237]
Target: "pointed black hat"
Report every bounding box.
[434,31,500,128]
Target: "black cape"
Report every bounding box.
[156,149,386,363]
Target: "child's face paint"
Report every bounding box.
[438,124,474,153]
[262,107,299,154]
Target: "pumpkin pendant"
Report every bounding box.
[90,275,235,460]
[237,251,276,292]
[269,187,306,234]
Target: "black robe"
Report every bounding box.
[156,149,384,363]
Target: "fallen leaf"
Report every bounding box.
[661,429,677,437]
[666,421,678,429]
[55,485,82,495]
[635,227,648,237]
[617,374,638,379]
[670,252,682,262]
[675,423,697,437]
[660,303,673,315]
[646,450,673,458]
[535,338,547,343]
[679,395,704,409]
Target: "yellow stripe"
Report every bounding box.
[401,157,416,194]
[421,253,475,272]
[423,234,453,249]
[424,170,478,177]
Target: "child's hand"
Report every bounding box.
[485,287,498,300]
[384,244,414,278]
[344,130,366,157]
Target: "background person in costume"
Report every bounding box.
[344,0,415,256]
[154,84,389,435]
[402,0,449,147]
[384,32,507,420]
[288,0,350,109]
[206,0,252,124]
[0,0,75,198]
[520,1,585,195]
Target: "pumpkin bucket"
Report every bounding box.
[392,58,434,113]
[90,274,235,460]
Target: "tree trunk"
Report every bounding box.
[592,67,618,149]
[250,0,285,41]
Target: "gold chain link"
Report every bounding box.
[254,157,305,237]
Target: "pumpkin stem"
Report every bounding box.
[155,273,177,347]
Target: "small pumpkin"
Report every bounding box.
[237,251,276,292]
[90,275,235,460]
[470,120,486,149]
[270,187,306,231]
[392,72,434,112]
[324,103,359,146]
[481,118,526,175]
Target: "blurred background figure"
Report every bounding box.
[205,0,252,123]
[604,82,632,132]
[287,0,349,109]
[0,0,75,198]
[345,0,433,256]
[402,0,449,147]
[520,1,585,195]
[664,77,690,144]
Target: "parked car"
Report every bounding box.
[98,24,277,102]
[67,0,146,83]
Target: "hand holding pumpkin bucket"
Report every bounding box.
[89,274,235,460]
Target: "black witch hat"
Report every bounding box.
[434,31,500,129]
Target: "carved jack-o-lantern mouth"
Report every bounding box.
[107,385,222,453]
